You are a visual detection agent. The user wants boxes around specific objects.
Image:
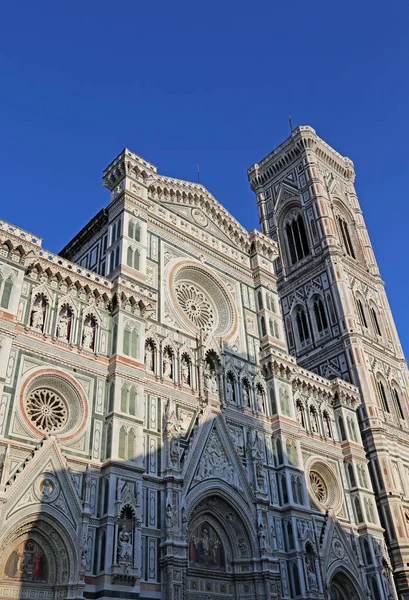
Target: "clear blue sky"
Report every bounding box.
[1,1,408,356]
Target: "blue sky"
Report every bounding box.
[1,1,408,355]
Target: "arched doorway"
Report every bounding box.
[0,515,81,598]
[186,495,255,600]
[330,570,362,600]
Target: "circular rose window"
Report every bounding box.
[168,262,237,340]
[26,389,68,433]
[306,458,343,514]
[21,371,87,439]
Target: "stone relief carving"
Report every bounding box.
[194,430,239,488]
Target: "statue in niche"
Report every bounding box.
[310,409,319,433]
[181,355,191,385]
[117,526,133,562]
[166,502,174,530]
[56,306,72,341]
[305,546,318,589]
[163,348,173,379]
[163,400,181,468]
[226,375,235,403]
[31,296,46,331]
[255,387,265,413]
[145,342,154,372]
[82,317,96,350]
[242,381,250,407]
[204,359,217,393]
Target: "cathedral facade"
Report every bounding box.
[0,128,403,600]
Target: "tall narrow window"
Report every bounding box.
[121,386,128,412]
[134,223,141,242]
[128,429,135,461]
[313,297,328,332]
[370,308,382,336]
[260,316,267,337]
[128,221,134,239]
[377,380,390,413]
[285,215,309,265]
[337,216,355,258]
[131,329,138,358]
[0,279,12,309]
[296,308,309,343]
[257,291,263,310]
[123,329,130,355]
[393,388,405,420]
[356,298,368,329]
[119,427,127,459]
[134,250,140,271]
[127,247,133,267]
[129,388,136,416]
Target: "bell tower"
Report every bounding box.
[248,126,409,598]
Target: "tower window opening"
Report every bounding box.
[370,307,382,336]
[337,216,356,258]
[356,298,368,329]
[377,380,390,413]
[313,297,328,333]
[285,215,309,265]
[295,308,310,343]
[393,388,405,420]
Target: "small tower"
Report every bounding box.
[248,126,409,597]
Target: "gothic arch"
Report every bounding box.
[0,511,81,593]
[185,487,257,562]
[327,566,365,600]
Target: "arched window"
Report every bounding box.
[292,562,301,596]
[128,429,135,461]
[119,427,127,459]
[338,415,346,441]
[392,387,405,420]
[337,215,355,258]
[276,437,283,464]
[281,473,288,504]
[266,295,271,311]
[347,463,356,487]
[257,291,263,310]
[362,538,372,565]
[377,379,390,413]
[108,381,115,413]
[127,246,133,267]
[105,423,112,459]
[285,215,309,265]
[287,521,294,548]
[354,496,364,523]
[121,385,128,412]
[0,278,12,309]
[356,297,368,329]
[269,318,274,336]
[370,307,382,336]
[128,220,141,242]
[313,297,328,333]
[269,387,277,414]
[129,387,136,416]
[260,316,267,337]
[133,250,140,271]
[123,327,138,359]
[295,307,310,343]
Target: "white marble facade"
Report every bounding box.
[0,135,399,600]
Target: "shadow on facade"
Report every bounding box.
[0,398,399,600]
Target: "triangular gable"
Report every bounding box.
[3,438,83,531]
[183,412,254,505]
[321,518,361,579]
[162,202,236,246]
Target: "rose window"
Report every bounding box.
[306,459,343,514]
[168,263,238,339]
[26,389,68,433]
[21,372,87,439]
[310,471,328,504]
[175,283,215,332]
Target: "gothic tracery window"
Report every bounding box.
[285,215,310,265]
[376,379,390,413]
[313,297,328,333]
[0,277,13,309]
[392,387,405,420]
[337,215,356,258]
[123,326,138,359]
[370,307,382,336]
[295,307,310,344]
[356,297,368,329]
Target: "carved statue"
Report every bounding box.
[166,503,174,530]
[56,307,71,341]
[242,383,250,407]
[145,343,154,372]
[31,299,45,331]
[256,388,265,413]
[163,350,172,379]
[82,318,95,350]
[226,378,234,403]
[181,356,190,385]
[118,526,133,562]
